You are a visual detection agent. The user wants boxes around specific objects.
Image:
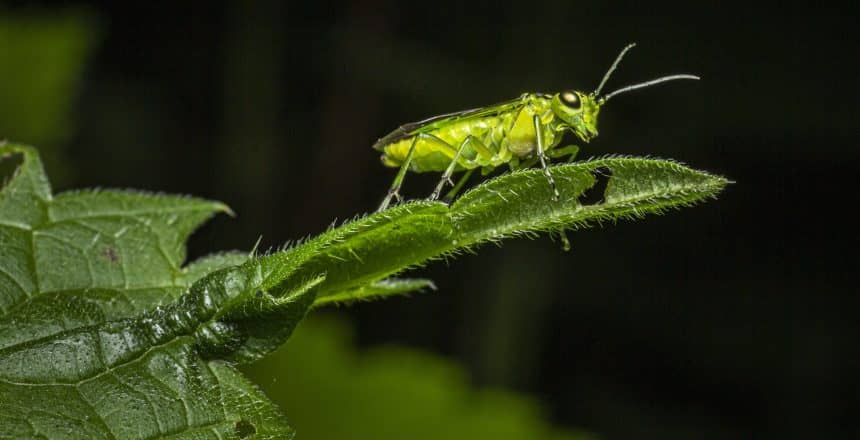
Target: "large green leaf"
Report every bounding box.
[0,143,727,438]
[0,144,316,438]
[275,157,728,302]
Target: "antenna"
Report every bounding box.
[600,74,700,103]
[594,43,637,96]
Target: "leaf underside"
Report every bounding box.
[0,143,727,439]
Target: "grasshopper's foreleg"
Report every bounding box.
[533,115,560,201]
[377,135,420,212]
[538,137,576,250]
[546,145,577,250]
[430,135,484,201]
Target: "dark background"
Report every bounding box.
[2,1,857,438]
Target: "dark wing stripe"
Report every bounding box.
[371,97,527,151]
[371,108,480,151]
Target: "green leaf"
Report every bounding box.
[278,157,729,302]
[0,143,230,314]
[450,157,727,241]
[312,278,436,309]
[178,251,250,287]
[0,144,310,438]
[1,144,726,438]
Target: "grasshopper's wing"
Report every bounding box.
[372,97,527,151]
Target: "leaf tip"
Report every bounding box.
[217,202,236,217]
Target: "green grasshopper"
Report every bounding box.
[374,43,699,212]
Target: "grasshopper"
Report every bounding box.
[374,43,698,211]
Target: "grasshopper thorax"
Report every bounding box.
[551,90,600,143]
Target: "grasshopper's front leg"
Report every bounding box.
[533,115,560,201]
[546,144,578,251]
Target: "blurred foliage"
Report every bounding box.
[0,9,96,184]
[243,316,595,440]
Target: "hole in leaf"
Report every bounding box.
[0,152,24,190]
[578,167,612,205]
[234,420,256,438]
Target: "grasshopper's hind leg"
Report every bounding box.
[533,115,560,201]
[378,133,464,211]
[442,168,475,201]
[377,135,420,212]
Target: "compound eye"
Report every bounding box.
[560,90,581,109]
